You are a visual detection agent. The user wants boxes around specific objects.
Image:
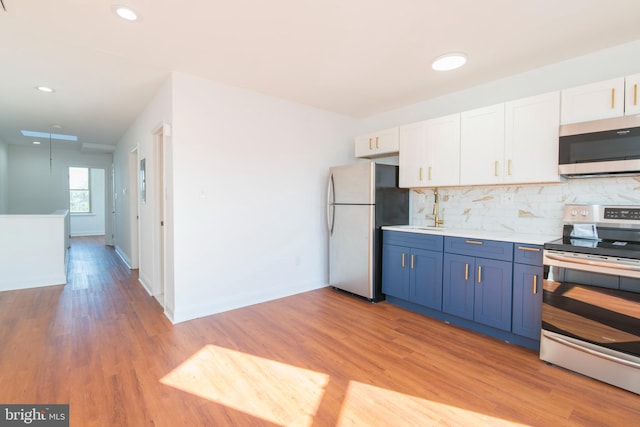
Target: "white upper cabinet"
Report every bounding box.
[354,127,399,158]
[625,73,640,115]
[399,121,428,188]
[399,114,460,188]
[425,113,461,187]
[460,103,505,186]
[504,91,561,184]
[560,77,625,124]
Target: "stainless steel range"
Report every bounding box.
[541,204,640,395]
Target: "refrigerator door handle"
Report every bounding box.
[327,173,335,234]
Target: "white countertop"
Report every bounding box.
[382,225,560,246]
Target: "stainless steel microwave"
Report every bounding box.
[558,115,640,177]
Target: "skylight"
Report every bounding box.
[21,130,78,142]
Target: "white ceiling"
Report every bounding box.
[2,0,640,150]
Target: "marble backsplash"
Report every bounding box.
[410,175,640,237]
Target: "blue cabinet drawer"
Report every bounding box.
[513,244,543,266]
[383,230,443,252]
[444,236,513,262]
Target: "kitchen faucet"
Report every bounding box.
[433,187,444,228]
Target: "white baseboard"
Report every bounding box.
[114,245,132,269]
[171,281,326,324]
[137,276,153,296]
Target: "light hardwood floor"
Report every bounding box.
[0,236,638,426]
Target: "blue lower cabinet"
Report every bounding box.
[512,258,543,340]
[442,253,475,321]
[382,231,444,309]
[383,232,542,351]
[410,248,444,310]
[382,244,410,300]
[473,258,513,331]
[443,253,513,331]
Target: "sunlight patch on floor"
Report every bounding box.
[337,381,531,426]
[160,345,329,426]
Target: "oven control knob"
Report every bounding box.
[582,210,590,217]
[571,209,578,216]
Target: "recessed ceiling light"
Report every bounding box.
[36,86,55,93]
[432,53,467,71]
[51,124,63,129]
[32,141,41,145]
[113,5,139,21]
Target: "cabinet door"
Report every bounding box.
[504,91,561,184]
[625,73,640,116]
[399,121,429,188]
[474,258,513,331]
[442,253,474,320]
[460,103,505,185]
[355,127,399,158]
[560,77,625,124]
[426,113,461,187]
[512,263,543,340]
[382,244,409,299]
[409,248,443,310]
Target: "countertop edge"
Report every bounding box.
[382,225,559,246]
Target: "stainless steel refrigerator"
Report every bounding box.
[327,162,409,301]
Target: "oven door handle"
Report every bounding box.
[545,253,640,272]
[544,332,640,369]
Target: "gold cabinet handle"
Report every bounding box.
[375,136,379,149]
[411,254,415,269]
[419,167,423,181]
[465,240,484,245]
[369,137,373,150]
[465,263,469,281]
[428,166,432,181]
[635,84,638,106]
[477,266,482,283]
[517,246,540,252]
[494,160,499,177]
[401,253,405,268]
[507,159,512,176]
[533,275,538,294]
[611,88,615,109]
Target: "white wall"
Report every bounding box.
[7,144,112,215]
[169,72,356,322]
[70,168,106,236]
[0,139,8,214]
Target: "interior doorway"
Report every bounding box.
[129,147,140,269]
[152,128,166,308]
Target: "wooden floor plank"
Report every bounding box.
[0,236,638,426]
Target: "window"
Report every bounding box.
[69,167,91,213]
